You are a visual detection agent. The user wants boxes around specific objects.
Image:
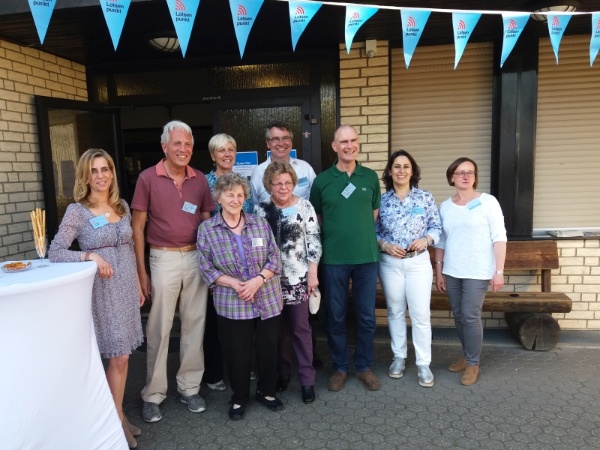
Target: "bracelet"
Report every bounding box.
[257,273,267,283]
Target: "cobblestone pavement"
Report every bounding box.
[123,338,600,449]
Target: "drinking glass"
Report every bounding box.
[36,243,49,268]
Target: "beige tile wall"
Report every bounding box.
[0,39,87,260]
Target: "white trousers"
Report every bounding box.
[378,251,433,366]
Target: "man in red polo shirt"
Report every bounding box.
[131,120,215,423]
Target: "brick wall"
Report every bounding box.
[0,39,87,260]
[339,41,389,175]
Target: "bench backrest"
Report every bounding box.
[429,240,559,292]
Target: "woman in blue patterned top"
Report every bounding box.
[203,133,254,394]
[375,150,442,388]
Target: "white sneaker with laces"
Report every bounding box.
[206,380,227,391]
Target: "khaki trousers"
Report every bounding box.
[141,248,208,404]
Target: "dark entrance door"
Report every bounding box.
[34,96,124,240]
[213,96,321,171]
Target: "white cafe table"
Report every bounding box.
[0,260,127,450]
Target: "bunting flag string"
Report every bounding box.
[27,0,56,45]
[400,9,431,69]
[500,13,530,68]
[452,12,481,69]
[99,0,131,51]
[548,13,573,64]
[591,13,600,66]
[344,5,378,54]
[229,0,264,58]
[289,1,322,51]
[24,0,600,67]
[167,0,201,57]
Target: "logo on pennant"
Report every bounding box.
[229,0,264,59]
[452,12,481,69]
[548,13,572,64]
[100,0,131,51]
[166,0,200,57]
[500,13,529,68]
[590,14,600,66]
[28,0,57,45]
[344,6,378,54]
[400,9,431,69]
[289,2,322,51]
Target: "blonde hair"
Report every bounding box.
[208,133,237,157]
[74,149,125,217]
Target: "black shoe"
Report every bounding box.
[276,375,290,392]
[255,391,284,411]
[228,403,245,420]
[301,385,315,404]
[312,355,324,370]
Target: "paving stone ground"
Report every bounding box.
[123,335,600,450]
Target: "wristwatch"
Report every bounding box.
[495,270,504,275]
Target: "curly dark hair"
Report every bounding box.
[381,150,421,192]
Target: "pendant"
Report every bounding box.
[104,212,111,218]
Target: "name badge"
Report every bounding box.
[282,206,297,217]
[341,183,356,199]
[297,177,309,187]
[252,238,264,247]
[411,206,425,215]
[90,215,109,229]
[467,198,482,210]
[182,201,198,214]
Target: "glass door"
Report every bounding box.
[34,96,124,240]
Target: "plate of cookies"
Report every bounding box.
[1,261,32,273]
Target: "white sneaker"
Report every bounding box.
[388,358,405,378]
[206,380,227,391]
[418,365,434,387]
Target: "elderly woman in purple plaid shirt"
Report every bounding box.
[197,173,283,421]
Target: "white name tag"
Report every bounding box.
[182,201,198,214]
[89,215,109,229]
[341,183,356,199]
[252,238,264,247]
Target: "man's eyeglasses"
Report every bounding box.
[454,171,476,178]
[271,181,294,189]
[268,136,292,143]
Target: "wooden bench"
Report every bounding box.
[374,240,572,351]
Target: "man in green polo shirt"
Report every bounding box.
[309,125,381,392]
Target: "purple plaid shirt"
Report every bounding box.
[197,212,283,320]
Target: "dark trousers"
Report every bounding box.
[203,293,224,384]
[278,301,315,386]
[217,314,282,406]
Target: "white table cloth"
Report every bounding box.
[0,260,127,450]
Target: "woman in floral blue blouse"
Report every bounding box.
[375,150,441,388]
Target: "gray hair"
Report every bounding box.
[264,121,294,141]
[161,120,194,145]
[208,133,237,157]
[213,172,250,203]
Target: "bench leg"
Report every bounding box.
[504,313,561,351]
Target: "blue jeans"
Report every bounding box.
[322,262,378,373]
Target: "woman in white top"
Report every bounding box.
[434,157,507,386]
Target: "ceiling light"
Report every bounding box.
[528,0,580,22]
[148,36,180,53]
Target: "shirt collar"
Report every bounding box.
[330,161,364,177]
[156,159,196,178]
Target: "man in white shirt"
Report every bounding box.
[250,122,316,204]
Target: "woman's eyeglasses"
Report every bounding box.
[454,171,476,178]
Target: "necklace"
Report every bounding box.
[221,211,243,229]
[104,211,111,218]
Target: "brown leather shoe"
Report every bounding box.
[448,356,467,373]
[461,365,479,386]
[327,371,348,391]
[356,370,381,391]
